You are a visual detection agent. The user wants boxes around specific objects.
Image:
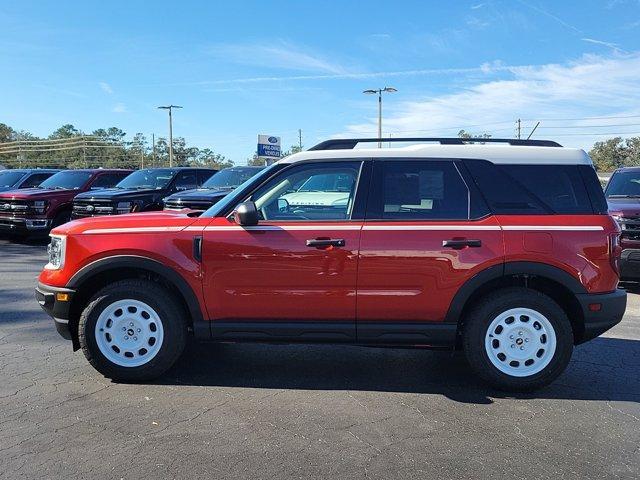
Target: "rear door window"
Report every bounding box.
[20,173,53,188]
[368,160,470,220]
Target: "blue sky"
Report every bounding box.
[2,0,640,163]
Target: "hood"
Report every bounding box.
[164,188,230,203]
[52,210,201,236]
[607,197,640,217]
[74,188,163,201]
[0,187,78,200]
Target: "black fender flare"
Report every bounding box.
[68,255,208,337]
[443,261,587,324]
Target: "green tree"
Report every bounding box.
[589,137,626,171]
[0,123,16,143]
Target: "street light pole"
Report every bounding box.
[363,87,397,148]
[157,105,182,167]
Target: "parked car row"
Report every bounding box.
[0,165,265,237]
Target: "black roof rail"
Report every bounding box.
[308,137,562,150]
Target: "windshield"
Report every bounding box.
[39,171,92,190]
[203,167,263,189]
[201,163,281,217]
[116,169,177,190]
[0,171,25,188]
[606,171,640,197]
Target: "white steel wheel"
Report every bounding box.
[94,299,165,368]
[484,307,557,378]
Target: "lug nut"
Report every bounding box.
[133,336,138,341]
[122,327,126,331]
[124,336,129,340]
[129,322,134,327]
[137,328,141,333]
[510,335,514,339]
[520,346,524,350]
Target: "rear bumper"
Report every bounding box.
[620,249,640,280]
[575,289,626,344]
[0,216,51,233]
[35,282,76,341]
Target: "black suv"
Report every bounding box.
[0,169,60,192]
[163,166,264,212]
[71,167,217,219]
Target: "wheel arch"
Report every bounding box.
[447,261,587,345]
[66,255,207,350]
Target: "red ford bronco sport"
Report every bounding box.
[35,138,626,391]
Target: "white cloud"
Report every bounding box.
[112,102,126,113]
[471,3,486,9]
[205,41,348,74]
[582,37,625,52]
[99,82,113,94]
[343,53,640,150]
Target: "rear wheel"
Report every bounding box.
[462,287,573,391]
[78,279,187,381]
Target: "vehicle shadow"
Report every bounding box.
[155,336,640,404]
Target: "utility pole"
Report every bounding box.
[516,118,521,139]
[157,105,182,167]
[298,129,303,150]
[152,133,156,167]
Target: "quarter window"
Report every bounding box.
[250,162,361,221]
[373,160,469,220]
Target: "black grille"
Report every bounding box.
[72,199,114,217]
[619,217,640,240]
[0,200,29,217]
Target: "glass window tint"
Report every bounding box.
[20,173,52,188]
[91,174,125,189]
[0,171,26,188]
[465,160,594,214]
[40,171,93,190]
[605,170,640,198]
[250,162,361,221]
[378,161,469,220]
[175,171,198,190]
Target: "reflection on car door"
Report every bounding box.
[201,160,368,342]
[357,159,504,344]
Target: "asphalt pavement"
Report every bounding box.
[0,237,638,479]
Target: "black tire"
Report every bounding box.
[462,287,574,392]
[78,279,187,382]
[52,210,71,228]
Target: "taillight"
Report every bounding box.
[609,233,622,276]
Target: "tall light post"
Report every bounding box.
[363,87,397,147]
[157,105,182,167]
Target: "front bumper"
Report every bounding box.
[575,289,626,344]
[619,249,640,280]
[0,216,51,233]
[35,282,76,341]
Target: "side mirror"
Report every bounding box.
[233,201,259,226]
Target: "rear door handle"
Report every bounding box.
[306,238,346,249]
[442,239,482,249]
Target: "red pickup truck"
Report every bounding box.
[0,169,131,236]
[35,138,626,391]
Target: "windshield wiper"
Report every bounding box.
[608,194,640,198]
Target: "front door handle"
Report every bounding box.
[306,238,346,249]
[442,239,482,249]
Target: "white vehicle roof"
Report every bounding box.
[279,143,592,166]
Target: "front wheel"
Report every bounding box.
[462,287,574,391]
[78,279,187,381]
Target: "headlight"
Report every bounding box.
[611,214,623,227]
[116,201,132,214]
[45,235,66,270]
[31,200,48,214]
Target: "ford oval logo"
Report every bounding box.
[86,205,95,212]
[268,136,278,144]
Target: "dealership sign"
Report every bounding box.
[257,135,281,159]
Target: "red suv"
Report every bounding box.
[35,138,626,391]
[0,169,131,236]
